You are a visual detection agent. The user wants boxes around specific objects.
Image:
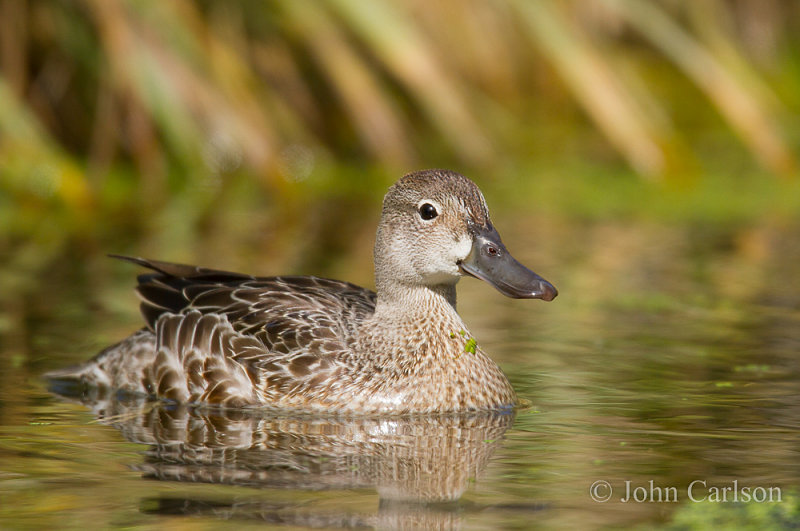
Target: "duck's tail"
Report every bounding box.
[44,328,157,400]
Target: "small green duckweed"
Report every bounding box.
[464,338,477,354]
[452,330,477,358]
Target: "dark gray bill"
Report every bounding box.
[458,223,557,301]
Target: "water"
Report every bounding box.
[1,217,799,529]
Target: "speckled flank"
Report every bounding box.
[47,170,529,414]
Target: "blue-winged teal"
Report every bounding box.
[47,170,556,414]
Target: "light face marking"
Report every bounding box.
[450,233,472,271]
[419,231,473,285]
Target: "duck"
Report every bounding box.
[47,169,556,414]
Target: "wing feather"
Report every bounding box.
[109,256,376,408]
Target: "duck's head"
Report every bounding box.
[374,169,557,301]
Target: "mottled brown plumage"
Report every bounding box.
[47,169,556,414]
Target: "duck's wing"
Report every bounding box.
[110,256,377,407]
[111,255,376,332]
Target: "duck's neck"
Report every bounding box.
[373,280,460,321]
[376,280,457,313]
[360,281,468,352]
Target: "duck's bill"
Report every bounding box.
[458,224,557,301]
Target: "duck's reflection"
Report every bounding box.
[50,384,517,527]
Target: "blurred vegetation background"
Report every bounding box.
[1,0,799,289]
[2,8,800,527]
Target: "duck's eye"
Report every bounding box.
[419,203,438,220]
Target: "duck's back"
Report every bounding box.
[50,257,377,409]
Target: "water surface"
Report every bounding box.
[1,217,799,529]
